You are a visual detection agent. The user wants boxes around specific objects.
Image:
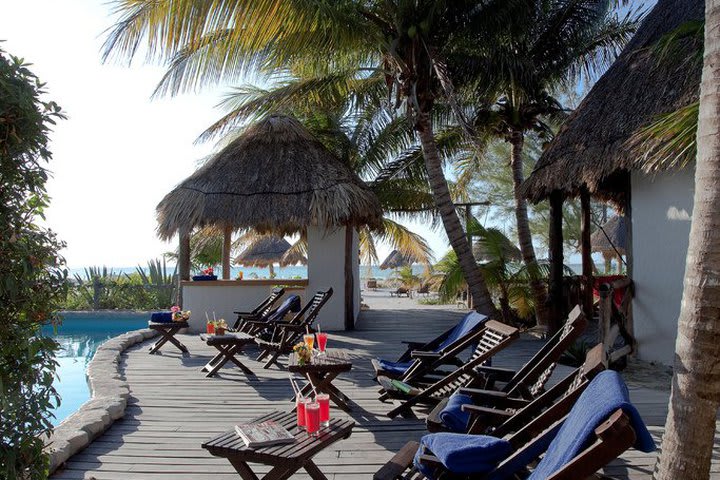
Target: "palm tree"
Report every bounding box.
[102,0,512,315]
[654,1,720,477]
[454,0,634,326]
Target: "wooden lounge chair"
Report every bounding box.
[377,321,520,418]
[417,284,430,296]
[232,287,285,331]
[428,343,606,435]
[391,287,411,297]
[252,288,333,369]
[371,311,488,381]
[424,305,588,432]
[374,370,656,480]
[238,294,301,336]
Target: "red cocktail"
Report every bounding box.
[317,332,328,354]
[317,393,330,427]
[296,396,306,429]
[305,402,320,436]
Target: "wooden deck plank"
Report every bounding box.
[51,307,720,479]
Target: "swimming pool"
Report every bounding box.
[43,312,149,425]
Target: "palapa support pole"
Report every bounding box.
[580,188,594,321]
[222,224,233,280]
[344,226,355,330]
[178,227,191,307]
[465,204,474,310]
[548,190,565,331]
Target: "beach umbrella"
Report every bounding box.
[235,235,306,277]
[380,250,412,270]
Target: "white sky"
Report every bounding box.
[1,0,450,269]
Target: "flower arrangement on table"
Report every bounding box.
[170,305,191,322]
[192,266,218,281]
[293,341,312,366]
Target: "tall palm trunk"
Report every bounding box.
[416,112,498,316]
[654,2,720,477]
[509,129,551,328]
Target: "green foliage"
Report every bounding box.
[63,260,177,310]
[0,47,68,479]
[390,265,421,289]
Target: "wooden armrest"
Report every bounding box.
[474,365,517,381]
[459,388,529,409]
[373,441,420,480]
[410,351,442,360]
[459,387,509,399]
[461,404,515,417]
[243,320,269,327]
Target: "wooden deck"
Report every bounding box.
[51,306,720,479]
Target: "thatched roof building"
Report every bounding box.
[157,115,382,239]
[380,250,412,270]
[235,236,306,267]
[590,216,627,256]
[522,0,703,205]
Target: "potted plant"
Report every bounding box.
[214,319,228,335]
[293,341,312,366]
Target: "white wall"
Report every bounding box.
[306,225,360,331]
[183,283,307,332]
[632,168,694,365]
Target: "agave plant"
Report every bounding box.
[132,259,177,309]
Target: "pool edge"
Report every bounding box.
[44,328,159,473]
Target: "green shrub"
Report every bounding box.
[0,48,68,479]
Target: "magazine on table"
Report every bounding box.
[235,420,295,448]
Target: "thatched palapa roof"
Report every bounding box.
[523,0,703,205]
[380,250,412,270]
[235,236,306,267]
[590,216,627,256]
[156,115,382,239]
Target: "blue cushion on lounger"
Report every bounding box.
[526,370,656,480]
[376,359,414,376]
[266,295,301,322]
[413,432,512,478]
[439,392,473,432]
[192,275,217,281]
[438,312,487,350]
[151,312,173,323]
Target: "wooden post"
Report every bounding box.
[548,190,565,331]
[465,204,474,310]
[178,227,191,307]
[598,283,612,353]
[344,226,355,330]
[222,224,233,280]
[580,188,594,321]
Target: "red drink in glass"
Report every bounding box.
[296,397,306,429]
[317,332,328,354]
[305,402,320,436]
[317,393,330,427]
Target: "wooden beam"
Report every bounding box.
[222,224,233,280]
[178,228,191,307]
[465,203,474,310]
[344,226,355,330]
[548,190,564,330]
[580,189,594,320]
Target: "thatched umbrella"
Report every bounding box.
[380,250,412,270]
[235,236,306,277]
[591,216,626,274]
[157,115,382,281]
[522,0,703,206]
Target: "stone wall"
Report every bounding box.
[46,328,158,473]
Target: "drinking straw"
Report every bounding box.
[213,312,217,321]
[317,324,322,334]
[205,312,210,322]
[306,325,310,335]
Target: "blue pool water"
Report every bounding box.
[43,312,149,425]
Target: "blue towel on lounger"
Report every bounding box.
[413,433,512,478]
[526,370,656,480]
[150,312,173,323]
[376,359,414,376]
[439,393,473,432]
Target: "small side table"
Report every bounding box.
[200,332,256,377]
[202,410,354,480]
[148,321,189,355]
[289,350,354,412]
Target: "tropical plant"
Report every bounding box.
[456,0,635,326]
[0,47,68,479]
[654,3,720,477]
[102,0,509,315]
[134,259,178,308]
[390,265,422,289]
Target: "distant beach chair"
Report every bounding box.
[416,284,430,296]
[367,278,378,290]
[374,370,656,480]
[390,287,411,298]
[253,288,333,369]
[371,311,488,381]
